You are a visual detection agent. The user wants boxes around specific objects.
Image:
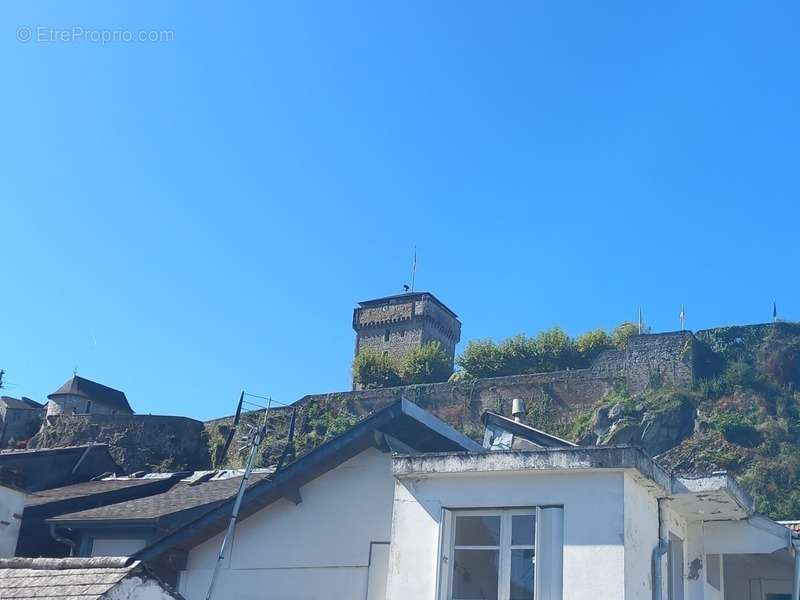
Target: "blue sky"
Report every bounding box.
[2,2,798,420]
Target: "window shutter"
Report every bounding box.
[534,507,564,600]
[437,509,454,600]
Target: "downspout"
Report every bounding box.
[792,535,800,600]
[49,523,76,556]
[652,497,670,600]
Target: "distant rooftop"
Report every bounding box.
[357,291,458,319]
[0,396,43,411]
[48,375,133,414]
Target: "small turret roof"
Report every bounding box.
[48,376,133,413]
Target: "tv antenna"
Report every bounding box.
[205,394,271,600]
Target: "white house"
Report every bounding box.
[87,399,799,600]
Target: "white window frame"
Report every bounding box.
[442,508,536,600]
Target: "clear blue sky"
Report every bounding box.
[2,2,798,420]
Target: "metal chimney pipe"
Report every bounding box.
[511,398,526,423]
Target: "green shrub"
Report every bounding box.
[352,351,402,389]
[401,342,452,385]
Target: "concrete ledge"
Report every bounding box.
[391,445,673,491]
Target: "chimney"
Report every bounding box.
[511,398,526,423]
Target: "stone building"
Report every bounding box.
[352,292,461,381]
[46,375,133,418]
[0,396,44,447]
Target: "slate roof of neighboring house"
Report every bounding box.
[48,376,133,414]
[481,411,577,448]
[0,396,43,410]
[0,557,184,600]
[0,445,123,492]
[132,399,483,562]
[26,477,173,509]
[51,472,272,524]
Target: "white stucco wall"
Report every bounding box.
[0,485,25,557]
[623,473,660,600]
[385,469,628,600]
[178,448,395,600]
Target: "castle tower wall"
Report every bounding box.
[353,292,461,386]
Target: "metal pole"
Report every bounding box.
[205,404,270,600]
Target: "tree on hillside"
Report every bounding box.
[401,342,452,385]
[575,329,613,362]
[352,351,402,389]
[612,322,639,347]
[498,334,539,375]
[534,327,578,371]
[457,339,504,378]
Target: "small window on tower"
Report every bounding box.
[400,330,405,337]
[384,330,390,342]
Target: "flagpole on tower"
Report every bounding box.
[638,308,643,335]
[680,305,686,331]
[410,247,417,293]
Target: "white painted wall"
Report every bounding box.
[0,485,25,557]
[106,575,178,600]
[623,473,660,600]
[385,469,628,600]
[179,448,395,600]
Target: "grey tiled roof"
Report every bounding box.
[0,557,182,599]
[25,478,159,507]
[51,473,271,523]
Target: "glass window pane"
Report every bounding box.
[455,515,501,546]
[509,549,535,600]
[511,515,535,546]
[452,549,499,600]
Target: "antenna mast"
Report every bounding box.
[205,396,271,600]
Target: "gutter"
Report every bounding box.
[651,498,669,600]
[793,536,800,600]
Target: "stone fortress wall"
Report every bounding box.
[29,414,211,473]
[297,329,700,434]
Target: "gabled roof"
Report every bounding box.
[0,396,43,410]
[0,445,123,492]
[0,557,184,600]
[481,411,577,449]
[132,399,482,561]
[48,376,133,413]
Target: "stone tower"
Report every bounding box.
[352,292,461,384]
